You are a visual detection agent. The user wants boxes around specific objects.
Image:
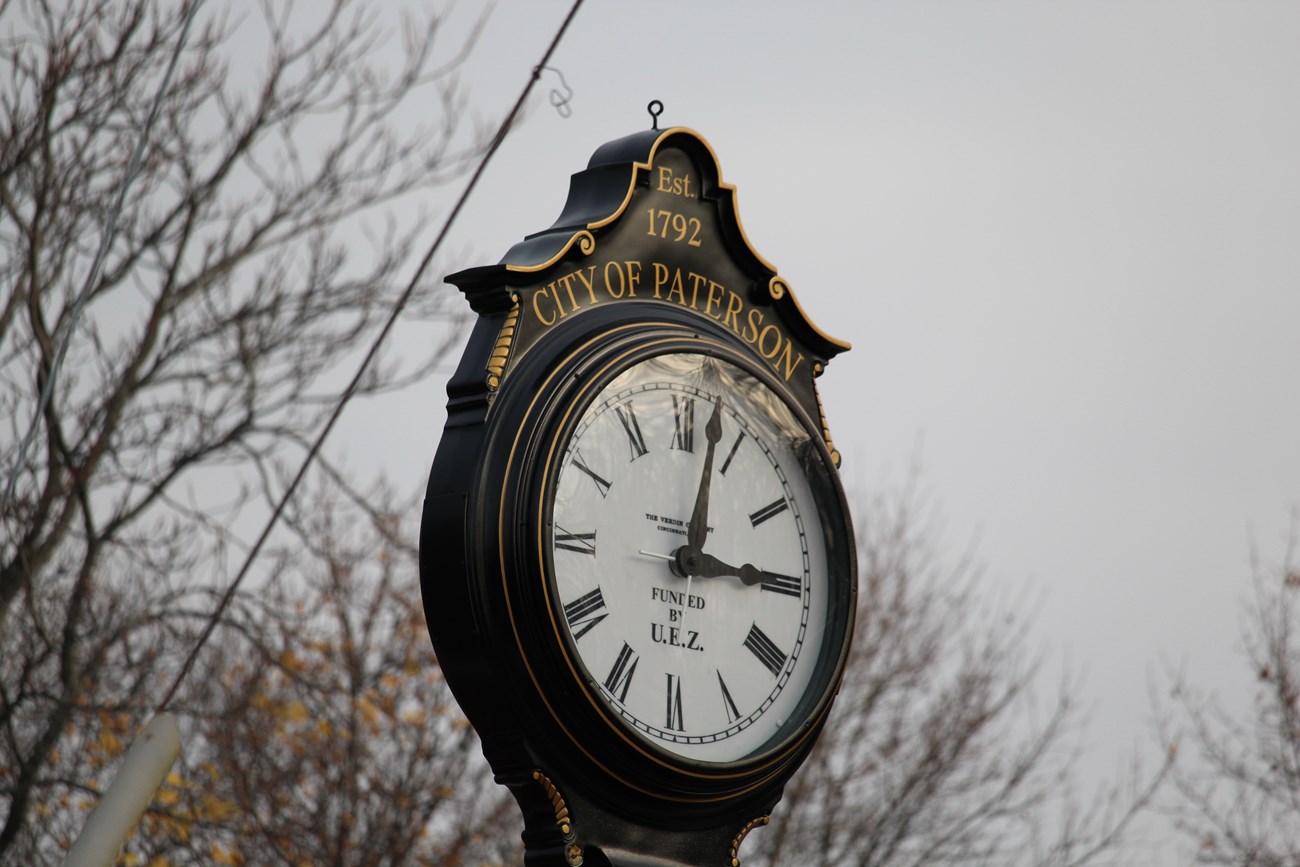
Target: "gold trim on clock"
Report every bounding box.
[496,128,849,355]
[730,815,769,866]
[504,230,597,274]
[768,277,851,353]
[494,324,848,803]
[486,299,521,390]
[811,364,841,468]
[530,770,584,865]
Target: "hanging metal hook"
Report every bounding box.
[647,100,664,130]
[536,66,574,118]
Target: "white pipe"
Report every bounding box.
[61,713,182,867]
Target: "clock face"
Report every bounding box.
[546,351,841,764]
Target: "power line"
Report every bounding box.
[155,0,587,713]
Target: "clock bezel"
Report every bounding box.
[485,309,855,806]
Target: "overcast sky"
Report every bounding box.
[341,3,1300,861]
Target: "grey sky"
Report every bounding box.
[344,3,1300,861]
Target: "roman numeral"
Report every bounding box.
[743,623,788,678]
[719,432,745,476]
[671,396,695,452]
[571,450,611,497]
[604,642,639,702]
[615,404,648,460]
[717,671,741,723]
[555,527,596,556]
[563,587,608,640]
[761,572,802,598]
[749,497,788,527]
[665,673,685,731]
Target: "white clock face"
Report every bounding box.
[547,352,834,763]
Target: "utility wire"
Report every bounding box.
[4,1,206,506]
[155,0,587,713]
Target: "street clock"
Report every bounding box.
[421,125,855,866]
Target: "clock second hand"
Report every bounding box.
[638,550,675,562]
[680,572,693,634]
[636,549,694,633]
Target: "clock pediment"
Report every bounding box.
[447,127,847,463]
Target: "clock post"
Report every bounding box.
[420,125,857,866]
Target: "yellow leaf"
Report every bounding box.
[211,842,241,865]
[280,650,306,674]
[97,731,122,755]
[356,697,380,724]
[276,701,310,724]
[200,793,238,822]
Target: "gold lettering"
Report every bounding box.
[757,324,783,359]
[625,260,641,296]
[657,166,674,193]
[652,262,669,299]
[688,272,708,311]
[776,341,805,381]
[531,262,800,372]
[704,281,725,320]
[723,291,744,334]
[547,280,570,319]
[575,265,598,304]
[543,281,562,318]
[532,286,557,326]
[604,261,627,298]
[664,268,687,306]
[556,273,580,313]
[655,165,694,198]
[646,207,703,247]
[742,308,763,344]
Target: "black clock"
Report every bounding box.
[421,127,855,866]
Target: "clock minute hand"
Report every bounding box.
[687,396,724,553]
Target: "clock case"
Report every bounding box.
[421,128,856,866]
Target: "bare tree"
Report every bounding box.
[0,2,1175,864]
[748,480,1168,867]
[123,484,516,867]
[0,0,488,861]
[1157,525,1300,866]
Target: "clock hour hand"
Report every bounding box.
[672,546,777,588]
[687,396,724,553]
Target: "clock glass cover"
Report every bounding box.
[547,351,841,764]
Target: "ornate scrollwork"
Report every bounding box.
[812,363,841,468]
[729,815,769,866]
[768,276,788,300]
[532,770,582,865]
[486,299,521,390]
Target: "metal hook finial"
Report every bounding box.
[647,100,664,130]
